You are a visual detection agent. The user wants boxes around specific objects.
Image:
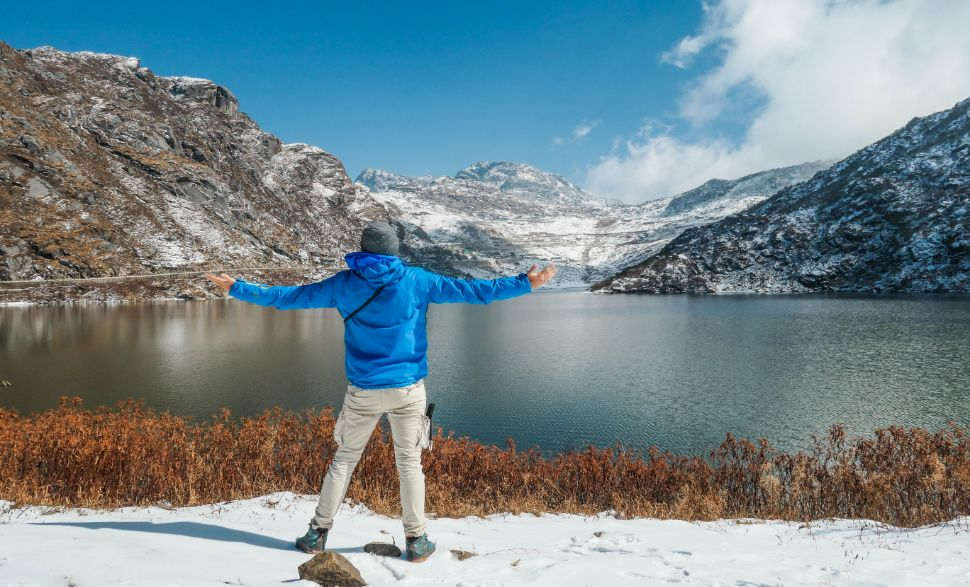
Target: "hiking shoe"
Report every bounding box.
[405,533,436,562]
[295,524,328,553]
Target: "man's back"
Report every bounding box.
[227,251,533,388]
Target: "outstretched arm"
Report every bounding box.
[423,263,556,304]
[204,272,339,309]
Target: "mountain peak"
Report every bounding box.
[25,45,144,74]
[455,161,537,180]
[355,168,418,191]
[20,45,239,115]
[455,161,593,203]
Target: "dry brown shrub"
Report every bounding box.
[1,398,969,527]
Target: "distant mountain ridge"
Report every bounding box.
[357,160,829,288]
[358,160,597,205]
[592,98,970,294]
[662,161,832,217]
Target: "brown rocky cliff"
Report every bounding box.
[0,42,387,301]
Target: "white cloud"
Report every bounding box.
[572,120,599,139]
[554,119,600,145]
[588,0,970,202]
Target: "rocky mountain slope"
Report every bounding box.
[592,98,970,294]
[359,161,828,288]
[0,43,386,302]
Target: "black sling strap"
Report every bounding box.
[344,272,387,323]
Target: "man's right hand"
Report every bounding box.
[526,264,557,289]
[204,273,236,292]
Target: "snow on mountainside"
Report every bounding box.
[0,43,387,302]
[662,161,832,217]
[358,161,829,288]
[592,97,970,294]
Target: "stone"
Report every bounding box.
[25,177,50,199]
[18,134,42,154]
[450,549,477,561]
[363,542,401,558]
[297,551,366,587]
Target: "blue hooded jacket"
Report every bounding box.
[228,252,533,388]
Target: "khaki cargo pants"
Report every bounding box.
[311,379,431,537]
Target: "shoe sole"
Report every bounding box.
[296,544,326,554]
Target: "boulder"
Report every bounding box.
[297,551,366,587]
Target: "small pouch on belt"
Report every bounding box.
[419,402,435,451]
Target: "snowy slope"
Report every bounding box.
[593,98,970,294]
[358,162,827,288]
[2,492,969,586]
[662,161,832,217]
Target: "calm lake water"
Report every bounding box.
[2,292,970,456]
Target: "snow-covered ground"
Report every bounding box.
[2,492,968,586]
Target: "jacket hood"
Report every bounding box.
[344,251,407,287]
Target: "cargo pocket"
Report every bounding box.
[418,414,432,451]
[333,409,347,447]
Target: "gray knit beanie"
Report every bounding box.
[360,221,400,256]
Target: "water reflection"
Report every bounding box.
[2,293,970,455]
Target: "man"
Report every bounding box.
[204,220,556,562]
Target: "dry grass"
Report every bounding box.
[2,397,969,527]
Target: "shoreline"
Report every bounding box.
[3,398,969,528]
[4,284,970,306]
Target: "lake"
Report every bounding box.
[2,292,970,456]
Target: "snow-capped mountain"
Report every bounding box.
[592,98,970,294]
[358,161,830,288]
[0,41,839,300]
[0,43,387,300]
[454,161,592,205]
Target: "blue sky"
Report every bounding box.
[5,1,969,202]
[3,1,709,186]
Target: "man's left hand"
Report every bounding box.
[204,273,236,292]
